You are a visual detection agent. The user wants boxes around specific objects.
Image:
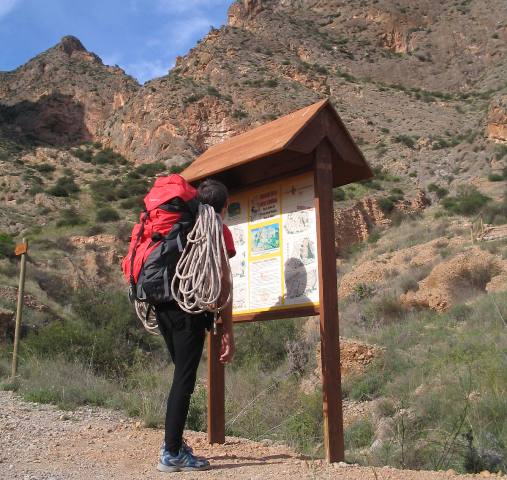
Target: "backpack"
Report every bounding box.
[121,174,199,306]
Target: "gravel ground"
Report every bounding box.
[0,391,497,479]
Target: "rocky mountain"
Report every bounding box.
[0,0,506,294]
[0,35,139,145]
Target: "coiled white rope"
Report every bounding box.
[171,203,232,316]
[134,203,231,336]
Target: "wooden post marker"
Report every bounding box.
[314,141,344,461]
[11,238,28,379]
[207,322,225,444]
[181,99,372,462]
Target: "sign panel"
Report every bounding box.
[15,242,28,256]
[226,173,319,315]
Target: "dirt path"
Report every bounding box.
[0,391,489,479]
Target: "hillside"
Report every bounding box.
[0,0,506,475]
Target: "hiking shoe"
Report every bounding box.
[159,439,194,457]
[157,446,211,472]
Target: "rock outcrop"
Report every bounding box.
[338,237,463,299]
[0,307,14,340]
[487,94,507,142]
[0,36,139,144]
[334,198,391,255]
[401,248,507,311]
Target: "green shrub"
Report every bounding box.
[428,183,449,199]
[119,196,144,210]
[234,318,299,371]
[57,208,86,227]
[47,176,80,197]
[96,207,120,222]
[94,148,127,165]
[187,384,207,432]
[135,162,165,177]
[495,144,507,161]
[0,232,15,259]
[333,187,346,201]
[488,173,504,182]
[345,419,375,449]
[168,161,191,174]
[394,134,416,149]
[90,179,118,202]
[73,148,93,163]
[378,197,395,214]
[264,79,278,87]
[23,288,161,377]
[442,186,491,216]
[206,86,220,97]
[282,390,323,455]
[232,109,248,119]
[33,163,55,173]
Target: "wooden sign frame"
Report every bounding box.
[182,99,372,463]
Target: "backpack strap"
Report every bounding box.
[129,210,149,298]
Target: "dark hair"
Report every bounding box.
[198,179,229,213]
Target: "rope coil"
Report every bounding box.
[135,203,231,335]
[171,203,231,315]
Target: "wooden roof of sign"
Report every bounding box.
[182,98,372,190]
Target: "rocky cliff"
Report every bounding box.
[0,36,139,145]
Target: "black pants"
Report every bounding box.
[155,303,210,454]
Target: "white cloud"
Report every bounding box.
[0,0,21,19]
[168,15,213,48]
[102,52,123,67]
[124,58,174,83]
[156,0,229,14]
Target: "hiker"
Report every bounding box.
[156,178,235,472]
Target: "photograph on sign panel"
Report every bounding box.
[250,223,280,256]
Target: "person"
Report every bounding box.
[157,178,235,473]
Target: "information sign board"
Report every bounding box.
[226,173,319,315]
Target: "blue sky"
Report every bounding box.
[0,0,232,83]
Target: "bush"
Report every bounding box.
[378,197,396,214]
[23,288,161,377]
[73,148,93,163]
[119,196,144,210]
[56,208,86,227]
[47,176,80,197]
[233,318,299,371]
[0,232,15,259]
[96,207,120,222]
[488,173,504,182]
[345,419,375,449]
[428,183,449,199]
[394,134,416,149]
[93,148,128,166]
[33,163,55,174]
[206,86,220,97]
[134,162,165,177]
[90,179,118,202]
[442,186,491,216]
[333,187,346,201]
[168,161,191,174]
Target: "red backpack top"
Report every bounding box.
[121,174,198,284]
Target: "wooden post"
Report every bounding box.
[314,142,345,463]
[207,323,225,444]
[11,238,28,379]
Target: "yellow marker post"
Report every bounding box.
[11,237,28,379]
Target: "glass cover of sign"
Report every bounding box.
[226,173,320,315]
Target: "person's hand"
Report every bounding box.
[219,329,235,364]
